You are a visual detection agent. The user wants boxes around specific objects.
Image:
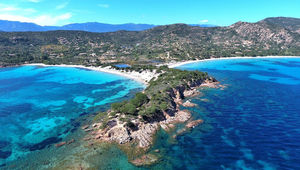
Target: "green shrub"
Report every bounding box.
[111,101,127,112]
[131,92,149,107]
[93,112,107,122]
[120,103,137,115]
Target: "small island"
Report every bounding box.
[80,65,219,166]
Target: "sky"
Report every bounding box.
[0,0,299,26]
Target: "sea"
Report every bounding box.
[0,57,300,169]
[0,65,144,169]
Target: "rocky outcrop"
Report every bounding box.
[107,126,132,144]
[160,110,191,131]
[186,119,204,128]
[88,77,219,157]
[131,123,159,148]
[182,100,197,107]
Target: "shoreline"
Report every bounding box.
[18,56,300,86]
[168,56,300,68]
[24,63,154,86]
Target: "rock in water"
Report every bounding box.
[130,154,159,166]
[55,141,66,147]
[186,119,204,128]
[182,100,197,107]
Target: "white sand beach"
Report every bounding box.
[25,63,159,85]
[25,56,300,85]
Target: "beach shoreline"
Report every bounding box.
[24,63,155,86]
[23,56,300,85]
[168,56,300,68]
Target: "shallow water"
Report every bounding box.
[0,65,143,167]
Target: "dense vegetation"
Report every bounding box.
[0,17,300,67]
[94,66,211,129]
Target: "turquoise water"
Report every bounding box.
[156,57,300,169]
[0,65,143,167]
[1,58,300,169]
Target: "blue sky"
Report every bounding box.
[0,0,299,26]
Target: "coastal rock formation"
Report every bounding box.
[182,100,197,107]
[91,81,219,149]
[84,68,220,167]
[186,119,204,128]
[107,126,132,144]
[131,123,159,148]
[91,120,159,148]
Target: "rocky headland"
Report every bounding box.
[80,67,219,166]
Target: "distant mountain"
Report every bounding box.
[0,20,216,33]
[0,17,299,67]
[47,23,156,32]
[0,20,48,32]
[260,17,300,34]
[0,20,156,32]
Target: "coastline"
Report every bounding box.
[168,56,300,68]
[24,63,156,86]
[9,56,299,168]
[19,56,300,85]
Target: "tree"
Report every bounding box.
[111,101,126,112]
[131,92,149,107]
[120,103,137,115]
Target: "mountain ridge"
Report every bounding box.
[0,17,299,67]
[0,20,216,33]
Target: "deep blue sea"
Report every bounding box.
[163,57,300,170]
[1,58,300,169]
[0,65,143,167]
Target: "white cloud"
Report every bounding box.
[56,2,69,10]
[27,0,41,3]
[0,7,18,11]
[0,13,72,26]
[199,19,209,23]
[0,4,36,13]
[98,4,109,8]
[24,8,37,13]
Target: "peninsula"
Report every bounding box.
[76,65,219,166]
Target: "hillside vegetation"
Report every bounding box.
[0,17,300,67]
[93,66,213,129]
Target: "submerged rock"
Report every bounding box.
[186,119,204,128]
[130,154,159,166]
[81,125,89,130]
[26,137,62,151]
[67,139,75,145]
[0,140,9,149]
[0,150,11,159]
[55,141,66,147]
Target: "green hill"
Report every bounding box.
[0,17,299,67]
